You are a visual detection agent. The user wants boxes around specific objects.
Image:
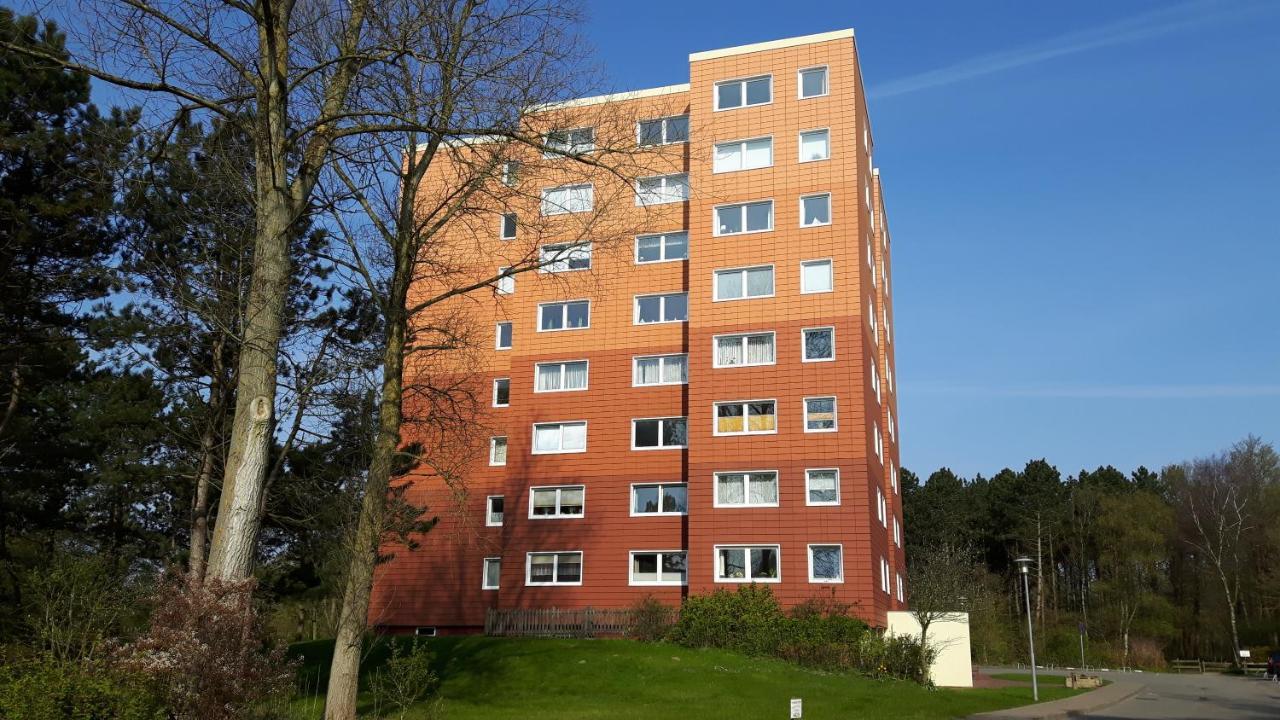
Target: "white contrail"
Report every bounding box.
[870,0,1269,99]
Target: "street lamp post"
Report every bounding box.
[1015,557,1039,702]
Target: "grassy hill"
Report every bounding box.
[289,636,1083,719]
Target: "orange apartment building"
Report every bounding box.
[370,29,905,634]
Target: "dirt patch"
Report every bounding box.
[972,671,1029,689]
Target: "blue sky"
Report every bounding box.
[581,0,1280,478]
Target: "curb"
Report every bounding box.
[967,681,1145,720]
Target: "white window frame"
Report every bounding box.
[537,299,591,332]
[488,437,507,467]
[800,193,832,228]
[525,551,584,587]
[712,135,773,174]
[492,378,510,407]
[880,557,891,594]
[897,572,905,602]
[713,399,778,436]
[712,331,776,368]
[712,264,775,302]
[713,74,772,111]
[633,292,688,325]
[871,361,881,405]
[876,487,887,527]
[714,544,781,583]
[482,557,501,590]
[799,128,831,163]
[485,495,504,526]
[528,484,586,520]
[637,115,690,146]
[629,482,688,517]
[500,212,517,240]
[540,183,594,215]
[531,421,588,455]
[502,160,519,186]
[713,200,774,236]
[890,461,898,494]
[807,543,844,583]
[798,65,829,99]
[628,550,688,586]
[889,409,896,442]
[538,242,592,273]
[894,517,902,547]
[631,417,687,451]
[635,231,688,264]
[801,326,835,363]
[800,258,833,294]
[713,470,780,508]
[873,422,883,463]
[543,127,594,157]
[495,321,512,350]
[805,468,841,507]
[635,173,689,206]
[495,266,514,295]
[533,360,589,393]
[803,396,838,433]
[632,354,688,386]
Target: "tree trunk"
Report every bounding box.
[188,335,227,583]
[324,310,407,720]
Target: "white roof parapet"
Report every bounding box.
[689,29,854,62]
[529,83,691,112]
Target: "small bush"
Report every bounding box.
[628,596,676,642]
[668,584,783,656]
[0,651,166,720]
[370,638,440,719]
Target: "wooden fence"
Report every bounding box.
[1171,659,1240,673]
[485,607,649,638]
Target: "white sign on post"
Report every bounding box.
[1238,649,1251,658]
[789,698,802,719]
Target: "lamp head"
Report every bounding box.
[1014,556,1033,575]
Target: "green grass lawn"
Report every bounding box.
[289,637,1086,720]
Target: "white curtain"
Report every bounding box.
[801,131,828,161]
[803,261,832,292]
[717,475,745,504]
[561,422,586,450]
[746,266,773,296]
[559,487,583,511]
[744,138,772,169]
[537,365,561,391]
[564,361,588,389]
[714,144,740,172]
[663,355,687,383]
[534,425,559,452]
[716,271,742,300]
[746,334,773,364]
[636,358,660,385]
[717,337,743,366]
[748,473,778,504]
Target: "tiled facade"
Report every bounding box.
[369,29,905,634]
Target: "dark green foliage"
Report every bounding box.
[0,652,166,720]
[627,595,676,642]
[668,584,784,657]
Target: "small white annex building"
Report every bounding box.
[886,611,974,687]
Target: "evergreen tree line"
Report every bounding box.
[901,437,1280,668]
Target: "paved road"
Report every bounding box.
[983,667,1280,719]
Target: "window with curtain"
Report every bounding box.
[806,469,839,505]
[801,194,831,226]
[532,422,586,454]
[714,266,773,300]
[538,300,590,331]
[799,129,830,162]
[535,361,588,392]
[482,557,501,589]
[489,437,507,466]
[714,332,774,367]
[635,173,689,205]
[804,397,836,432]
[540,183,594,215]
[495,267,514,295]
[632,483,687,515]
[716,546,779,581]
[486,496,504,526]
[636,232,688,263]
[715,400,776,434]
[714,200,773,235]
[713,137,772,173]
[527,551,583,585]
[633,354,687,385]
[801,260,833,293]
[809,545,842,582]
[715,471,778,506]
[803,327,834,361]
[530,485,585,518]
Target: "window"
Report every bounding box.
[638,115,689,146]
[809,544,843,582]
[532,421,587,454]
[714,265,774,301]
[715,75,771,110]
[880,557,891,594]
[495,266,514,295]
[631,483,688,515]
[495,322,512,350]
[529,485,585,518]
[873,422,883,462]
[714,471,778,507]
[888,364,895,393]
[869,301,879,346]
[798,66,828,99]
[800,259,833,293]
[897,573,905,602]
[630,551,687,585]
[635,173,689,205]
[539,242,591,272]
[538,300,590,331]
[535,360,588,392]
[714,332,775,367]
[806,469,840,506]
[486,496,504,526]
[415,627,437,637]
[544,127,594,156]
[714,200,773,235]
[502,161,519,186]
[715,545,780,582]
[482,557,501,589]
[527,551,582,586]
[890,461,898,494]
[632,417,687,449]
[489,437,508,466]
[894,517,901,547]
[633,354,688,386]
[799,129,830,162]
[492,378,510,407]
[804,396,837,432]
[889,409,896,442]
[876,487,887,526]
[802,327,834,362]
[636,231,687,263]
[540,183,593,215]
[714,400,776,435]
[635,292,688,324]
[870,361,881,404]
[500,212,517,239]
[713,137,772,173]
[884,308,892,345]
[800,193,831,227]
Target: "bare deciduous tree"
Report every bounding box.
[906,544,977,682]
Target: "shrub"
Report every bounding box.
[0,651,166,720]
[668,584,783,656]
[628,596,676,642]
[23,553,141,662]
[370,638,440,719]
